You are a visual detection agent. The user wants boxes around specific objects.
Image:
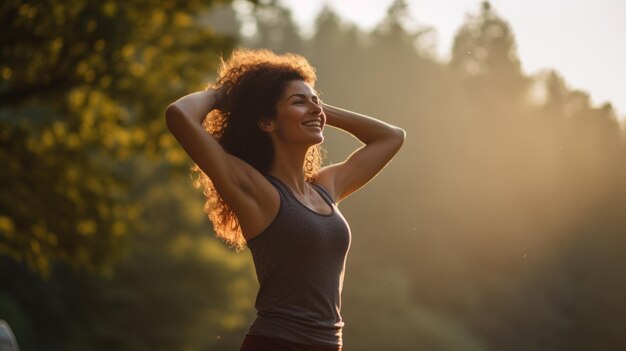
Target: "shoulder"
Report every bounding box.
[311,171,338,204]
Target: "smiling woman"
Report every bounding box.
[165,48,405,351]
[172,50,324,250]
[260,80,325,149]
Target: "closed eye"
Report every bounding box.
[288,94,320,105]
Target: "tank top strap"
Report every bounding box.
[310,183,336,205]
[264,175,291,198]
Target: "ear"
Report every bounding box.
[257,117,275,133]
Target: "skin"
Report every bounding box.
[166,79,405,241]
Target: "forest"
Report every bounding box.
[1,0,625,350]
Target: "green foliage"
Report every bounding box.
[1,0,259,350]
[0,0,234,275]
[0,164,258,351]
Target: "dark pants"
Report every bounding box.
[239,334,342,351]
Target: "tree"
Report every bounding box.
[245,0,304,54]
[371,0,434,58]
[450,1,528,114]
[0,0,238,275]
[1,1,263,349]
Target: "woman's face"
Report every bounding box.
[265,80,325,147]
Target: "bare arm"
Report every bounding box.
[316,103,406,202]
[165,90,280,239]
[165,90,237,195]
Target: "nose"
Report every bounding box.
[310,101,322,115]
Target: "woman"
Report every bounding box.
[165,49,405,351]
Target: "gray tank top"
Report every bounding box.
[246,175,352,347]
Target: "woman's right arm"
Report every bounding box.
[165,89,280,240]
[165,89,253,204]
[165,89,280,239]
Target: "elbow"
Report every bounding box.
[387,127,406,153]
[372,127,405,148]
[165,103,184,132]
[396,127,406,141]
[393,127,406,145]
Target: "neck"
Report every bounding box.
[267,143,312,195]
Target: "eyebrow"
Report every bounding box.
[287,93,319,101]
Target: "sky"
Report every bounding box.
[278,0,626,120]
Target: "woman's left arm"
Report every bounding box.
[315,103,406,203]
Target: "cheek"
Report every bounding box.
[283,108,306,123]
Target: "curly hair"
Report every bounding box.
[191,48,324,250]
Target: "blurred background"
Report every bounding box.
[2,0,626,350]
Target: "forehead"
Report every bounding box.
[282,80,317,97]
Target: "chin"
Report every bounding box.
[312,135,324,145]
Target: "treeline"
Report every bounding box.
[1,0,625,350]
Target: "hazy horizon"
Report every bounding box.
[278,0,626,121]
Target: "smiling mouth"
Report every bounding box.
[302,120,322,128]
